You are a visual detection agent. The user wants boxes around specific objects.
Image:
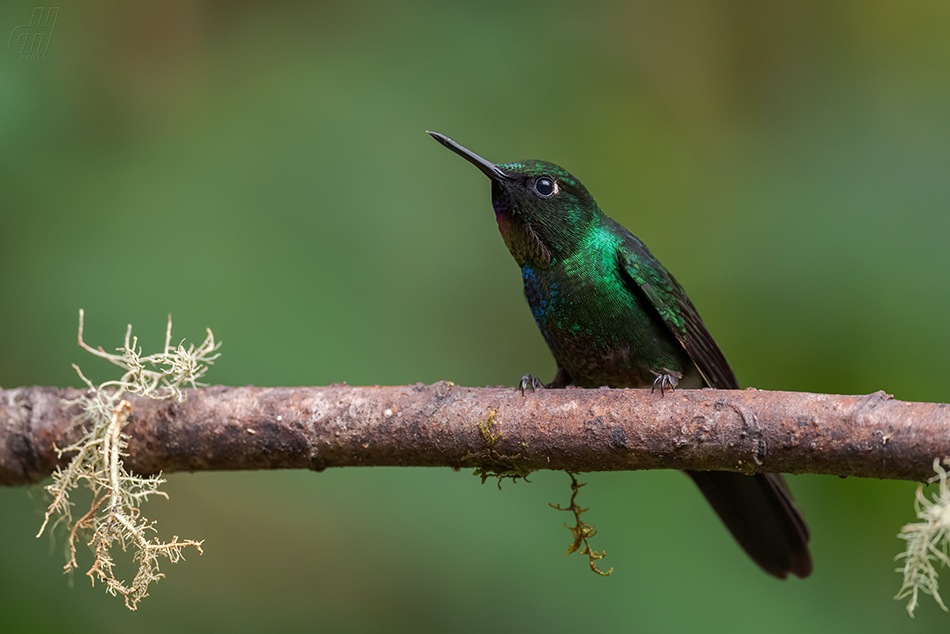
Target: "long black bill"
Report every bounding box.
[427,131,509,180]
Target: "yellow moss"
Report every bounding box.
[550,472,612,576]
[463,409,534,489]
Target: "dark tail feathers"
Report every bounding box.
[688,470,812,579]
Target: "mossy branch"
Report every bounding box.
[3,384,946,484]
[5,318,950,613]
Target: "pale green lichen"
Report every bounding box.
[37,310,219,610]
[895,458,950,617]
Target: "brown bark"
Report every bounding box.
[1,383,946,486]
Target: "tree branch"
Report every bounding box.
[1,383,946,486]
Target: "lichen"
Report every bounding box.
[896,457,950,617]
[37,310,217,610]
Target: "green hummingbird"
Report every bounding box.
[429,131,811,579]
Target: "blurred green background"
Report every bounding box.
[2,0,949,631]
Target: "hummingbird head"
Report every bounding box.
[429,131,600,268]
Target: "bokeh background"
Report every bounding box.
[2,1,949,631]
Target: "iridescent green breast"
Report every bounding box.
[521,225,694,388]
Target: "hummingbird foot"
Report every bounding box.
[519,374,544,396]
[650,368,682,396]
[519,367,573,394]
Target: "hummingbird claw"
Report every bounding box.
[650,368,682,396]
[519,374,544,396]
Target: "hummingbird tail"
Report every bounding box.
[687,471,812,579]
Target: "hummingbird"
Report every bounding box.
[429,131,811,579]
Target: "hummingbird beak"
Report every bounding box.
[428,131,509,181]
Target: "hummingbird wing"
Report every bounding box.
[615,225,738,390]
[615,223,812,579]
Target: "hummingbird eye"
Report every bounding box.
[533,177,557,198]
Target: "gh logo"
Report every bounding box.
[9,7,59,61]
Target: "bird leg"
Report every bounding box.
[519,367,572,395]
[519,374,544,395]
[650,368,682,396]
